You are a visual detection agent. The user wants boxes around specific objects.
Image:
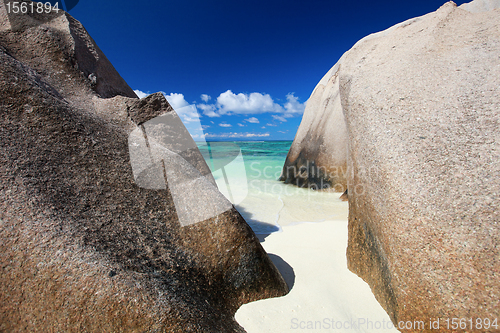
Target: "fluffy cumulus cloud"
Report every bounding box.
[134,91,202,124]
[133,88,305,140]
[162,92,202,124]
[134,90,191,111]
[164,92,189,110]
[197,103,219,118]
[283,93,306,117]
[134,89,148,99]
[132,91,203,141]
[270,94,307,122]
[198,90,306,120]
[245,117,259,124]
[216,90,280,115]
[138,88,305,121]
[176,105,201,123]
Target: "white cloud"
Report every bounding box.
[245,117,259,124]
[161,92,205,125]
[160,92,206,143]
[216,90,283,115]
[197,103,220,117]
[283,93,306,116]
[164,92,190,110]
[136,90,304,142]
[205,132,270,138]
[164,94,209,131]
[272,115,287,122]
[175,104,201,123]
[134,89,149,99]
[134,91,205,140]
[194,90,306,119]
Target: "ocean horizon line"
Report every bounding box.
[195,139,293,143]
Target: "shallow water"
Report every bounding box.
[197,141,348,234]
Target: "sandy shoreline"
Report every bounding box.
[235,217,399,332]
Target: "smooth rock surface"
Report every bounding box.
[280,15,417,193]
[0,2,288,331]
[279,60,348,191]
[284,0,500,330]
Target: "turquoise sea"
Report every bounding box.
[197,140,291,182]
[196,141,347,234]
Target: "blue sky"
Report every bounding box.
[65,0,469,141]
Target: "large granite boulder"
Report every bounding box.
[283,0,500,330]
[0,1,288,331]
[279,60,348,192]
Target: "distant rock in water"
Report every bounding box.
[0,3,288,332]
[283,0,500,328]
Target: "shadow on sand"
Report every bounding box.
[267,253,295,290]
[235,204,295,290]
[235,204,280,242]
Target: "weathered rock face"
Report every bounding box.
[278,54,345,194]
[285,0,500,329]
[279,62,348,191]
[0,1,288,332]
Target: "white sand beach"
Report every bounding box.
[235,192,399,333]
[202,142,399,332]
